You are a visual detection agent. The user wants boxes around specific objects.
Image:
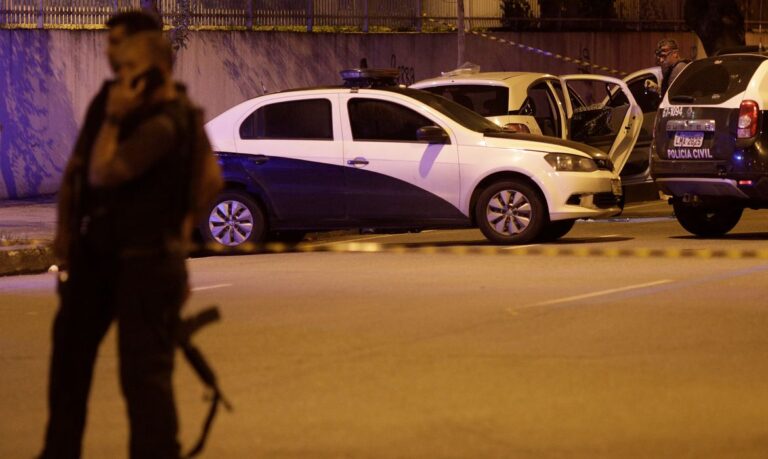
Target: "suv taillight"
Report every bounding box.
[737,100,759,138]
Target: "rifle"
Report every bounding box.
[177,305,232,458]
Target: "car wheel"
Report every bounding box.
[202,191,266,247]
[672,202,742,237]
[538,219,576,242]
[475,180,547,244]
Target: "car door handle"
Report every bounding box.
[250,154,269,165]
[347,157,369,166]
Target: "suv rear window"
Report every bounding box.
[668,55,766,104]
[420,85,509,117]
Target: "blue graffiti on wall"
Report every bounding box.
[0,31,77,198]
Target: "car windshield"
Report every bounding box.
[385,87,502,133]
[668,55,766,104]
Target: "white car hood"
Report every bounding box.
[480,132,610,161]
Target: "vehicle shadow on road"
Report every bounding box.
[388,236,633,249]
[549,236,633,244]
[671,232,768,241]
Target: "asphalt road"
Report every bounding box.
[3,200,768,458]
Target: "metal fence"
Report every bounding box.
[3,0,756,31]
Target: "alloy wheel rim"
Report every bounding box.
[486,189,532,236]
[209,200,254,246]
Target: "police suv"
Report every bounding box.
[651,48,768,236]
[201,70,623,248]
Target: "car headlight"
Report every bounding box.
[544,153,598,172]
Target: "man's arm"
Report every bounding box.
[88,115,175,188]
[53,157,80,264]
[54,85,111,265]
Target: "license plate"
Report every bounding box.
[673,131,704,148]
[611,179,622,196]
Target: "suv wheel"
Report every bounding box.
[202,191,266,247]
[672,202,743,237]
[475,180,546,244]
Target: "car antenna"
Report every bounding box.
[761,0,765,52]
[258,76,268,95]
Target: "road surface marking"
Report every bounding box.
[511,279,673,311]
[191,283,232,292]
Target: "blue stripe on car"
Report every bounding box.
[216,152,469,230]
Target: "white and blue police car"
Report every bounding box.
[201,69,624,247]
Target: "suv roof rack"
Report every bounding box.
[714,45,766,56]
[340,68,400,88]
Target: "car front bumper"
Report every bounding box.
[545,171,623,221]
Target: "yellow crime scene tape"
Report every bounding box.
[424,16,628,76]
[199,241,768,260]
[5,238,768,261]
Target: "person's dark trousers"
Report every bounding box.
[118,255,186,459]
[40,252,187,459]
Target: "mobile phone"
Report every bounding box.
[131,67,164,98]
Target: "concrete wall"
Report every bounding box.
[0,29,700,199]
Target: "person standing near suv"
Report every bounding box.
[656,39,690,97]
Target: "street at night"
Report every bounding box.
[4,0,768,456]
[3,200,768,457]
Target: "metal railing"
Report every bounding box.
[0,0,738,32]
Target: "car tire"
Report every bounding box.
[672,202,742,237]
[538,219,576,242]
[202,191,266,247]
[475,180,547,244]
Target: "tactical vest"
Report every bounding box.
[84,99,194,257]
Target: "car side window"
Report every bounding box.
[568,81,629,143]
[524,83,560,138]
[563,87,585,111]
[348,98,436,142]
[609,75,660,113]
[240,98,333,140]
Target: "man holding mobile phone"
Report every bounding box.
[41,13,222,459]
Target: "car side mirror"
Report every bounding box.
[416,125,450,144]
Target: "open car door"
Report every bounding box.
[558,75,643,175]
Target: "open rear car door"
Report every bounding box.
[558,75,643,175]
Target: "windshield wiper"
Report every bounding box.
[670,94,695,103]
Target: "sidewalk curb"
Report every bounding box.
[0,245,55,277]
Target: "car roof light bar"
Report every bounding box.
[340,68,400,88]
